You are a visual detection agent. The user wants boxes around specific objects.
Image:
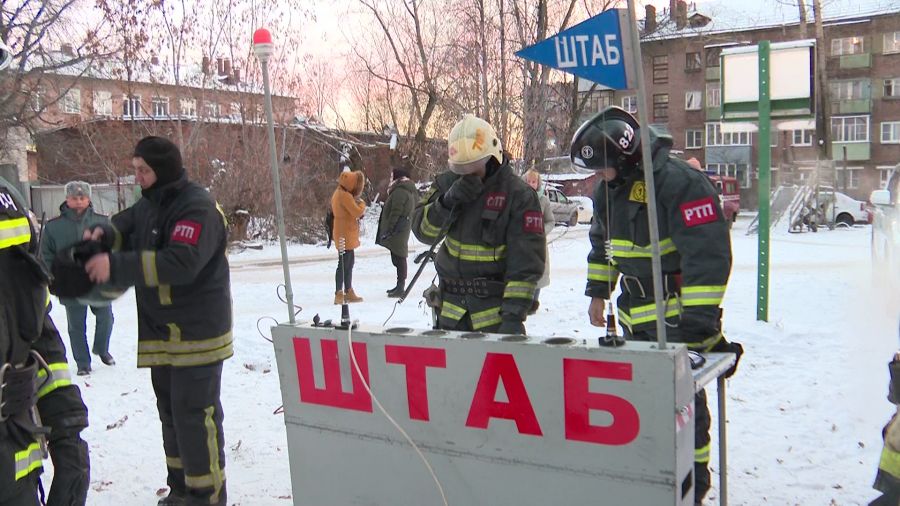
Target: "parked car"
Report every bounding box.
[818,187,872,226]
[569,195,594,224]
[707,175,740,223]
[871,169,900,284]
[544,187,580,226]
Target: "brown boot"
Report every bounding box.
[334,290,345,305]
[344,288,363,303]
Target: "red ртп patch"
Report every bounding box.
[680,197,718,227]
[485,192,507,211]
[171,220,202,246]
[523,210,544,234]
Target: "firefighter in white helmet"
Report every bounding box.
[411,114,545,334]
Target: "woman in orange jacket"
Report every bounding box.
[331,169,367,304]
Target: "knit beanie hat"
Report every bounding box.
[65,181,91,199]
[391,168,410,180]
[133,136,185,188]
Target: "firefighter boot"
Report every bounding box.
[158,491,185,505]
[344,288,364,303]
[334,290,345,305]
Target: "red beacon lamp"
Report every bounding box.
[252,28,274,61]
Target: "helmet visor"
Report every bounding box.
[449,158,487,175]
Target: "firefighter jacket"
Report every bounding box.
[412,161,546,330]
[585,138,732,349]
[107,175,233,368]
[41,202,111,306]
[873,356,900,501]
[1,178,89,493]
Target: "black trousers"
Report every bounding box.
[335,250,355,292]
[151,363,226,506]
[627,328,712,502]
[390,253,407,285]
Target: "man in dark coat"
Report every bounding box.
[83,136,232,506]
[41,181,115,375]
[376,166,417,297]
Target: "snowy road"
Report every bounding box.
[42,219,896,505]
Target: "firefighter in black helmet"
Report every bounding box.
[571,106,743,506]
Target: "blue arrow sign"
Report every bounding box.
[515,9,633,90]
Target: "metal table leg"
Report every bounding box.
[718,376,727,506]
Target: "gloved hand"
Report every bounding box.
[707,336,743,379]
[440,174,484,210]
[83,223,117,251]
[497,316,525,335]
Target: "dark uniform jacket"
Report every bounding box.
[586,137,732,348]
[376,179,416,257]
[41,202,110,306]
[0,178,89,501]
[412,162,545,330]
[107,175,233,368]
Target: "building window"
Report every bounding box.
[686,129,703,149]
[685,90,702,111]
[884,31,900,54]
[685,52,702,72]
[229,102,241,120]
[123,95,141,117]
[885,78,900,98]
[791,129,814,146]
[587,91,614,113]
[831,115,869,143]
[179,98,197,118]
[706,82,720,107]
[882,122,900,143]
[204,101,220,118]
[62,88,81,114]
[831,36,865,56]
[652,93,668,121]
[32,86,45,112]
[705,47,721,67]
[622,95,637,113]
[837,168,861,190]
[652,55,668,84]
[151,96,169,117]
[878,166,894,188]
[706,123,751,146]
[92,90,111,116]
[829,79,868,100]
[707,163,751,188]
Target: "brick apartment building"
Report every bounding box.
[577,1,900,206]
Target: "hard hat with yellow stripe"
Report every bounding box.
[447,114,503,175]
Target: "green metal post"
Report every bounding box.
[757,41,771,322]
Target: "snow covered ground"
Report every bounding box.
[42,216,897,505]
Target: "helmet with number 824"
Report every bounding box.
[569,106,643,176]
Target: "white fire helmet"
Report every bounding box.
[447,114,503,175]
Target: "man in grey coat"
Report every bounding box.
[41,181,115,375]
[376,166,417,297]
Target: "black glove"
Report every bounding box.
[86,223,117,251]
[440,174,484,210]
[497,316,525,335]
[709,338,743,379]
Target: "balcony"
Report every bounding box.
[838,53,871,69]
[706,105,721,121]
[830,99,871,114]
[831,142,870,161]
[706,67,720,81]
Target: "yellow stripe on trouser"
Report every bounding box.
[444,237,506,262]
[503,281,536,300]
[137,330,234,367]
[420,206,442,239]
[14,442,42,481]
[880,445,900,479]
[686,332,724,353]
[623,298,682,327]
[470,307,502,330]
[587,263,617,282]
[142,251,159,287]
[0,217,31,249]
[609,238,677,258]
[36,362,73,398]
[695,443,711,464]
[440,301,466,322]
[681,285,726,307]
[166,456,183,469]
[182,406,225,501]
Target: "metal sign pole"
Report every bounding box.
[254,29,296,325]
[757,41,771,322]
[625,0,667,349]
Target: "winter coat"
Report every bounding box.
[375,178,416,257]
[331,170,367,251]
[40,202,111,306]
[1,177,89,491]
[586,133,732,347]
[412,160,546,330]
[107,174,233,368]
[522,177,555,290]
